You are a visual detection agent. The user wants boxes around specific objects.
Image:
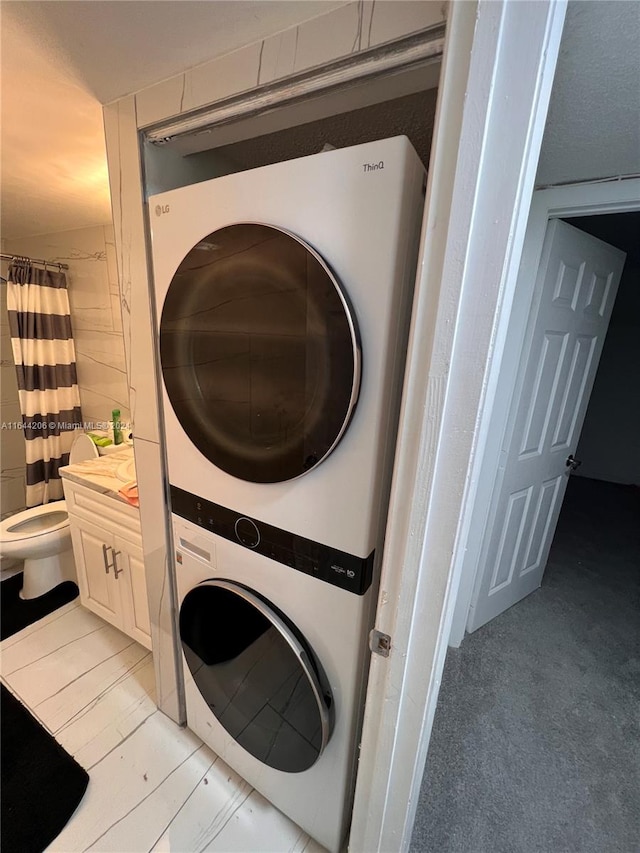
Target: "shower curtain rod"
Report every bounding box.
[0,252,69,271]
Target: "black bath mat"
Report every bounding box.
[1,683,89,853]
[0,572,79,641]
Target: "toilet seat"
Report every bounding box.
[0,432,99,548]
[70,433,99,463]
[0,432,99,598]
[0,501,69,544]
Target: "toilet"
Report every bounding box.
[0,433,98,599]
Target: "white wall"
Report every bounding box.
[576,262,640,485]
[4,225,130,431]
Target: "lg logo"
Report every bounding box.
[155,204,170,216]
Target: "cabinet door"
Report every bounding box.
[70,520,123,629]
[114,535,152,650]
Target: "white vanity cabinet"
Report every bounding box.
[63,479,151,650]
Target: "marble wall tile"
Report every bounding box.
[133,435,183,723]
[189,41,263,112]
[0,363,19,406]
[109,291,124,335]
[258,27,299,85]
[0,449,24,480]
[0,281,12,333]
[1,432,25,481]
[293,2,363,75]
[0,279,25,515]
[103,225,120,296]
[1,471,26,520]
[135,73,188,130]
[104,96,160,445]
[133,0,440,130]
[59,234,112,333]
[360,1,376,49]
[73,384,130,430]
[73,327,129,427]
[368,0,447,47]
[104,97,184,723]
[1,417,26,514]
[7,228,110,331]
[74,327,127,376]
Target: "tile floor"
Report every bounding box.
[0,598,325,852]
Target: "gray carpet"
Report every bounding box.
[410,477,640,853]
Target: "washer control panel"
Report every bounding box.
[170,485,374,596]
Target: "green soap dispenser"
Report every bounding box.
[112,409,124,445]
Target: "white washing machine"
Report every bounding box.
[149,137,426,851]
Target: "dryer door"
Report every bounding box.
[179,580,333,773]
[160,223,360,483]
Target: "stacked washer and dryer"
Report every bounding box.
[149,137,426,852]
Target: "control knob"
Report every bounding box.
[235,517,260,549]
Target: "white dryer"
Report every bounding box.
[149,137,425,851]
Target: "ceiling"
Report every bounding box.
[537,0,640,187]
[1,1,639,242]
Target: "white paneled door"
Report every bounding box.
[467,219,626,633]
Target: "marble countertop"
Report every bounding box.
[60,446,137,508]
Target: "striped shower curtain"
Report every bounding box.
[7,262,83,506]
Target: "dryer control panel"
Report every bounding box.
[170,485,374,596]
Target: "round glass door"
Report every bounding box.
[179,580,333,773]
[160,223,360,483]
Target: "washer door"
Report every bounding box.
[160,223,360,483]
[179,580,333,773]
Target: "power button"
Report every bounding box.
[235,517,260,549]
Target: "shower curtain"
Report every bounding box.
[7,261,83,506]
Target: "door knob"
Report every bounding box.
[566,454,582,471]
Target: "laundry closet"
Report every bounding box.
[103,7,444,850]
